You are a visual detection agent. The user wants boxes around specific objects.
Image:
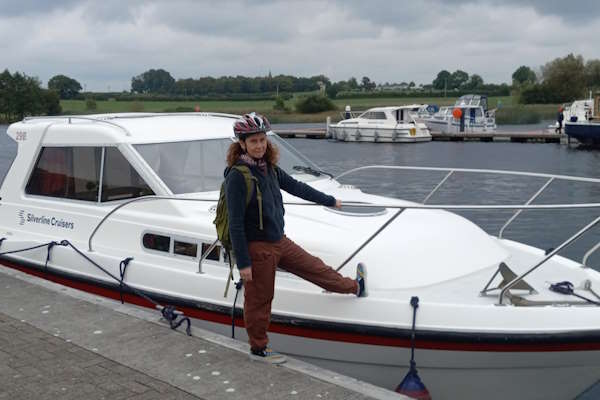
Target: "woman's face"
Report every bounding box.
[241,133,267,159]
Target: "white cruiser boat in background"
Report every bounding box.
[327,105,432,142]
[422,94,496,134]
[1,113,600,400]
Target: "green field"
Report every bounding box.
[61,96,561,125]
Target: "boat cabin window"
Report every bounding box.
[174,240,198,257]
[101,147,154,202]
[26,147,102,201]
[26,146,154,203]
[134,136,324,193]
[201,243,220,261]
[143,233,171,252]
[135,139,230,194]
[369,112,387,120]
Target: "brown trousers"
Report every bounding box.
[243,235,358,351]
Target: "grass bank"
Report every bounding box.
[60,96,560,125]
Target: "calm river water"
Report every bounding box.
[1,123,599,398]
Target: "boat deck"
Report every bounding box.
[0,264,406,400]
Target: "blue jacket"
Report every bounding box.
[225,163,335,269]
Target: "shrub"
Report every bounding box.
[164,106,194,112]
[295,95,336,113]
[129,101,144,112]
[495,106,541,125]
[273,96,290,112]
[85,98,97,111]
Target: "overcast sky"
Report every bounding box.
[1,0,599,91]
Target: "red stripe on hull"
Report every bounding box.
[3,259,600,352]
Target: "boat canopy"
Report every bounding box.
[455,94,488,112]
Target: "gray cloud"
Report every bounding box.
[1,0,599,91]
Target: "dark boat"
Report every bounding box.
[565,93,600,145]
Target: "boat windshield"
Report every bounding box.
[133,135,323,194]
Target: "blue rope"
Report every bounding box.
[231,279,243,339]
[0,238,193,336]
[118,257,134,304]
[549,281,600,305]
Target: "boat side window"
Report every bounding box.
[101,147,154,202]
[26,147,101,201]
[201,243,220,261]
[371,112,387,120]
[174,240,198,257]
[143,233,171,252]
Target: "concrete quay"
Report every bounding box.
[0,265,407,400]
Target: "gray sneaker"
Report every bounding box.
[249,347,287,364]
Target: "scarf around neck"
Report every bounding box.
[239,153,268,174]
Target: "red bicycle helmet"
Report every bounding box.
[233,112,271,140]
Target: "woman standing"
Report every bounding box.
[225,112,367,364]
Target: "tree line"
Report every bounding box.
[514,54,600,103]
[0,70,61,122]
[128,69,509,99]
[131,69,332,96]
[3,52,600,122]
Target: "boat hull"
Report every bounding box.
[565,121,600,145]
[2,255,599,400]
[424,118,496,134]
[328,126,431,143]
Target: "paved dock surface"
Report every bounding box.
[0,265,405,400]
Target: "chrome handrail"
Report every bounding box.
[498,216,600,305]
[335,165,600,296]
[23,112,243,138]
[423,170,453,204]
[498,177,555,239]
[24,115,133,136]
[583,241,600,267]
[87,196,600,249]
[335,165,600,184]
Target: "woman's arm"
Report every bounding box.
[225,170,252,271]
[276,167,337,207]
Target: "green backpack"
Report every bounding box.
[213,165,263,262]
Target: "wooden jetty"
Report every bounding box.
[274,128,563,143]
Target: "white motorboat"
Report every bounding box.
[422,94,496,134]
[327,105,432,142]
[2,113,600,400]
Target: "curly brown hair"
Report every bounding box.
[226,138,280,167]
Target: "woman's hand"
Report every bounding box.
[240,266,253,282]
[335,199,342,209]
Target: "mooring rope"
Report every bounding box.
[0,239,192,336]
[118,257,134,304]
[231,279,243,339]
[549,281,600,305]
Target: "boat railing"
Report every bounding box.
[334,165,600,304]
[338,111,365,120]
[22,112,242,137]
[23,115,134,136]
[87,165,600,305]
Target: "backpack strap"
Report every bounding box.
[231,165,263,230]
